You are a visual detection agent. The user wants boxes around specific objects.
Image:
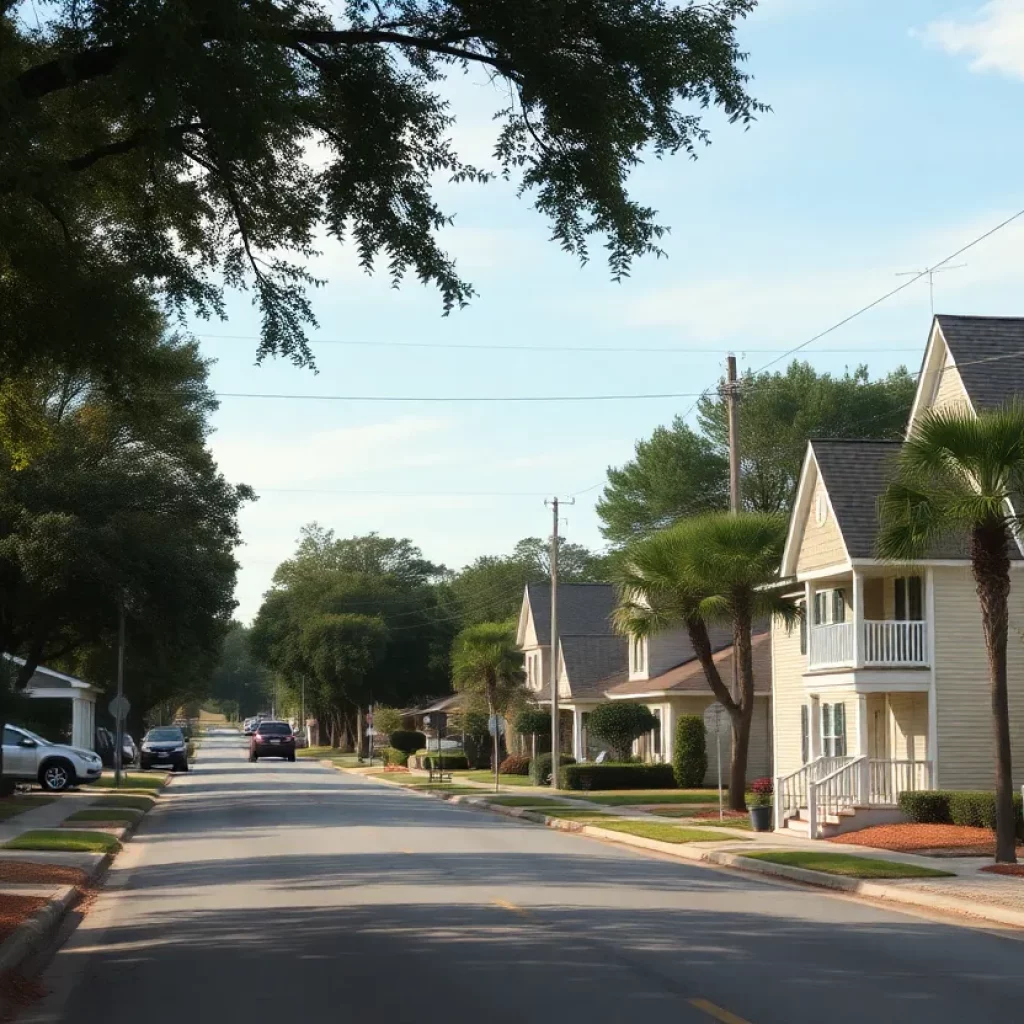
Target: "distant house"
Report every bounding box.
[773,315,1024,837]
[3,655,101,750]
[516,583,773,781]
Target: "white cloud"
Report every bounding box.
[919,1,1024,80]
[210,415,456,488]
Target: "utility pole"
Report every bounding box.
[725,354,742,514]
[114,598,125,789]
[545,496,574,790]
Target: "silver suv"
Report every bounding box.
[3,725,103,792]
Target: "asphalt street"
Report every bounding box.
[20,734,1024,1023]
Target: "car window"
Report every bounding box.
[146,728,183,742]
[257,722,292,735]
[2,727,23,746]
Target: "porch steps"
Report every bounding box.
[782,804,906,840]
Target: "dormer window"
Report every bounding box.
[631,636,647,675]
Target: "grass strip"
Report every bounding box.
[538,808,614,821]
[462,772,535,788]
[0,796,55,820]
[91,795,156,812]
[568,792,725,806]
[483,796,568,807]
[65,808,141,824]
[94,774,165,791]
[5,829,121,854]
[592,821,748,844]
[742,851,956,879]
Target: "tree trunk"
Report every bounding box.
[972,522,1016,864]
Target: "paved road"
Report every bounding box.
[20,735,1024,1023]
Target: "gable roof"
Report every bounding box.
[525,582,617,646]
[607,631,771,698]
[559,635,628,699]
[935,315,1024,411]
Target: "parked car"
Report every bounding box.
[3,725,103,792]
[94,727,116,768]
[243,717,258,735]
[249,721,296,762]
[293,727,309,750]
[122,733,138,766]
[139,727,189,772]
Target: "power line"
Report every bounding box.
[752,205,1024,375]
[212,389,707,403]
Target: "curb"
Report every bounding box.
[0,885,77,976]
[365,783,1024,931]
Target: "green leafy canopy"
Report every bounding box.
[2,0,763,368]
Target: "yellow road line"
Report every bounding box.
[492,898,529,917]
[689,998,752,1024]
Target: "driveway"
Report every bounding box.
[21,734,1024,1023]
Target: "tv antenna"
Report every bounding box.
[896,264,967,316]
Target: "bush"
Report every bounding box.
[499,754,531,776]
[389,730,426,755]
[421,754,469,770]
[382,747,410,767]
[898,790,1024,837]
[513,707,551,736]
[750,777,773,808]
[587,702,658,761]
[673,715,707,787]
[530,752,576,786]
[562,762,676,791]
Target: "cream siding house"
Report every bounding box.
[774,314,1024,837]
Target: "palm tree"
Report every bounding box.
[451,621,526,777]
[878,403,1024,864]
[615,512,792,810]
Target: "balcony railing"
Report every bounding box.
[808,620,928,670]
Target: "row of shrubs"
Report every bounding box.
[898,790,1024,837]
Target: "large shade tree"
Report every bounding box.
[615,512,791,809]
[878,404,1024,864]
[3,0,764,370]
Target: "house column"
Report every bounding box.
[71,697,90,749]
[856,694,870,804]
[926,567,939,788]
[805,581,816,666]
[572,707,584,761]
[851,570,864,668]
[808,695,821,760]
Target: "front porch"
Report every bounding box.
[777,689,934,838]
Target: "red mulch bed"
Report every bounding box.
[830,823,1022,856]
[690,809,749,821]
[0,896,47,945]
[0,861,87,887]
[383,766,410,773]
[981,864,1024,877]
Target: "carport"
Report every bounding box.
[5,656,101,750]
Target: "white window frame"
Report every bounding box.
[820,702,847,758]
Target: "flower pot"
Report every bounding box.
[749,805,773,832]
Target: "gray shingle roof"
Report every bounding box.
[810,438,1005,560]
[559,635,628,699]
[526,582,617,645]
[936,315,1024,411]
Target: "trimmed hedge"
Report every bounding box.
[562,762,677,791]
[530,752,576,786]
[898,789,1024,837]
[673,715,707,788]
[420,754,469,770]
[389,730,426,755]
[381,747,410,767]
[498,754,531,776]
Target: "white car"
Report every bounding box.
[2,725,103,792]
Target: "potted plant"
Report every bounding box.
[749,777,773,832]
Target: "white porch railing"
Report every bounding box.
[863,620,927,666]
[775,755,855,830]
[808,756,866,837]
[869,759,933,805]
[808,622,854,669]
[808,620,929,670]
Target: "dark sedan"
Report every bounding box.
[249,721,295,762]
[139,727,189,772]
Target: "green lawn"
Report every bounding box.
[537,808,614,821]
[0,795,55,820]
[94,774,165,791]
[592,821,748,844]
[462,772,536,788]
[5,829,121,854]
[483,796,568,807]
[65,808,141,824]
[297,747,358,762]
[651,810,753,830]
[742,851,956,879]
[568,791,722,806]
[91,795,156,812]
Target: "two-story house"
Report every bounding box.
[774,315,1024,837]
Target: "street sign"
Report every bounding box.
[365,727,378,737]
[703,702,729,735]
[108,696,131,721]
[366,710,373,725]
[487,715,506,737]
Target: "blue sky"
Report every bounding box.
[198,0,1024,621]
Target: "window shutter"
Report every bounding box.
[895,577,906,620]
[799,614,807,655]
[909,576,923,620]
[801,705,809,763]
[832,589,846,623]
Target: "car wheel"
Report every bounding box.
[288,753,296,763]
[39,759,75,793]
[249,755,257,763]
[181,763,189,772]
